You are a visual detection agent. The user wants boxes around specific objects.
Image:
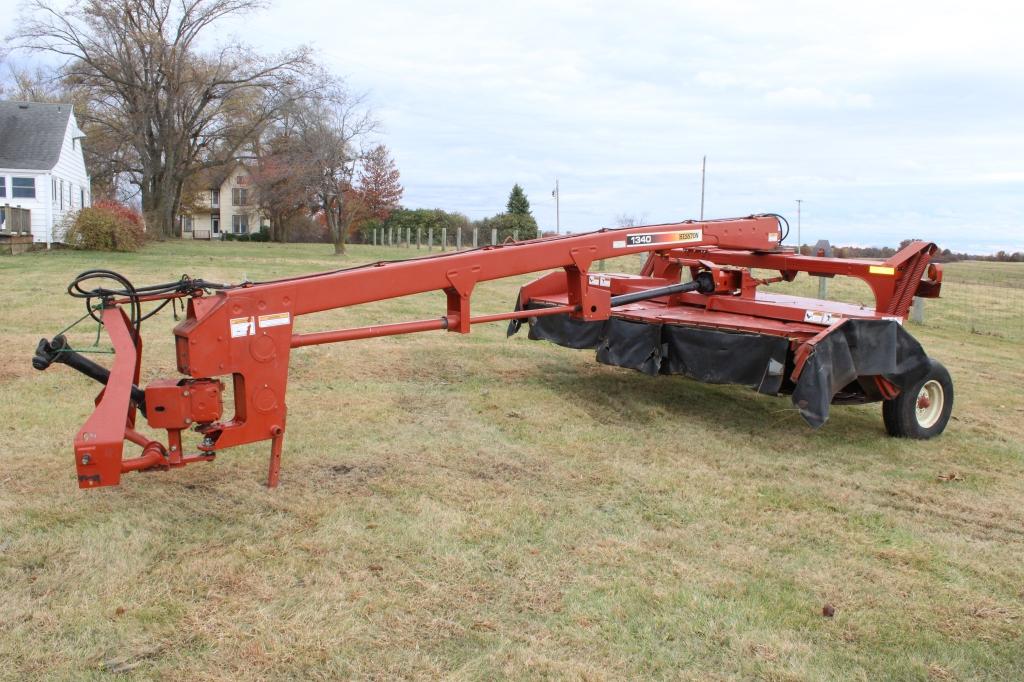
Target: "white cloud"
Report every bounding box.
[762,87,873,110]
[214,0,1024,251]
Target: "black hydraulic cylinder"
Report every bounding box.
[33,335,147,416]
[609,272,714,308]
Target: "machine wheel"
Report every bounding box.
[882,359,953,438]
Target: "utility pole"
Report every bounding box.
[796,199,802,254]
[700,155,706,220]
[552,179,560,234]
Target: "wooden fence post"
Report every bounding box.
[473,227,479,248]
[441,227,447,251]
[513,229,519,242]
[818,277,829,300]
[491,227,497,245]
[417,227,421,250]
[428,227,433,252]
[456,227,462,250]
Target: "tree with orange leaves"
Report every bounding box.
[357,145,403,221]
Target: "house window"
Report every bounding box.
[182,215,193,232]
[211,190,219,207]
[80,188,85,207]
[0,177,6,198]
[12,177,36,199]
[232,214,249,234]
[60,179,65,210]
[231,188,248,206]
[212,217,220,234]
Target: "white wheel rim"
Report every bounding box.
[915,380,944,429]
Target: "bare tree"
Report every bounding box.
[615,213,648,228]
[292,86,378,255]
[0,52,9,96]
[248,92,319,242]
[13,0,315,237]
[2,62,64,101]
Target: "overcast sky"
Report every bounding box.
[14,0,1024,252]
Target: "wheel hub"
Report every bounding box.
[915,380,944,429]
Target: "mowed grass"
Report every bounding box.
[753,260,1024,343]
[0,241,1022,680]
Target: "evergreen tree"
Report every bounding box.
[506,184,531,215]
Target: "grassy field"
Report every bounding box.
[751,260,1024,343]
[1,241,1022,680]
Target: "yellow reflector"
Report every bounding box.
[869,265,895,275]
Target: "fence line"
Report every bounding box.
[372,226,526,251]
[799,264,1023,343]
[909,263,1024,342]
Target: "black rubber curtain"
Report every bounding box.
[517,300,930,428]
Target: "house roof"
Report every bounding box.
[0,100,74,170]
[191,164,235,189]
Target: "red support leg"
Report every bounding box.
[267,428,284,488]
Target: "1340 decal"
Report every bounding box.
[613,229,703,249]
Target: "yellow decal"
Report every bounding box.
[869,265,895,276]
[258,312,291,328]
[229,316,255,338]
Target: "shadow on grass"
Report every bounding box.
[522,351,885,442]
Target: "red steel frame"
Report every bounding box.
[67,215,940,489]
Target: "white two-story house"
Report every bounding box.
[0,100,92,245]
[180,162,266,239]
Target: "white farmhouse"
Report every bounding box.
[179,161,266,239]
[0,100,91,245]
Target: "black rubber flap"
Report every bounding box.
[596,317,663,376]
[524,302,606,349]
[524,305,788,388]
[791,319,930,428]
[662,325,788,394]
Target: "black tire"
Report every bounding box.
[882,359,953,438]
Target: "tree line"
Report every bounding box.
[821,242,1024,263]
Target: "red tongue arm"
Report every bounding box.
[73,307,140,488]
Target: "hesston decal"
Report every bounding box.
[613,229,703,249]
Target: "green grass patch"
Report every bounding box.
[0,240,1022,679]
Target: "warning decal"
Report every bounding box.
[258,312,291,328]
[230,316,256,338]
[613,229,703,250]
[803,310,836,325]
